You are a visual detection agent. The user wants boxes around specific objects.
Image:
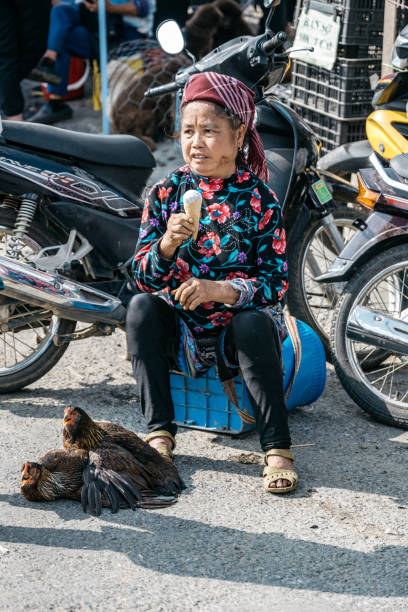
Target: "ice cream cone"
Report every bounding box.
[183,189,202,240]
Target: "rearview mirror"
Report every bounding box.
[264,0,281,7]
[156,20,185,55]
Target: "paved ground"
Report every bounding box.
[1,85,408,612]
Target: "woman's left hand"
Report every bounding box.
[172,279,239,310]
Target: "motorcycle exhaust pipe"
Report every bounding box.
[347,306,408,355]
[0,255,126,325]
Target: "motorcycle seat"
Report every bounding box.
[390,154,408,180]
[2,121,155,168]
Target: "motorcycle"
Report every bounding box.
[0,0,356,393]
[318,151,408,428]
[318,24,408,178]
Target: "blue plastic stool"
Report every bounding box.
[171,319,326,434]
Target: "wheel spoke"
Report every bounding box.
[0,222,61,376]
[345,258,408,410]
[300,215,358,341]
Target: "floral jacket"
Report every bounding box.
[133,164,288,342]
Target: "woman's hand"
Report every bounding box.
[159,214,195,259]
[172,279,240,310]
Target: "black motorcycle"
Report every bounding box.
[0,0,355,393]
[319,151,408,429]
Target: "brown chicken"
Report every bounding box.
[21,448,89,503]
[21,446,178,516]
[62,406,185,499]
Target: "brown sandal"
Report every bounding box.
[263,449,298,494]
[146,430,176,461]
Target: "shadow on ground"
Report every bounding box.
[0,496,406,597]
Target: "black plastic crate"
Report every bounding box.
[338,8,384,46]
[322,0,384,8]
[291,102,367,153]
[291,57,380,118]
[337,40,383,58]
[295,0,384,52]
[291,81,372,118]
[293,58,381,82]
[292,58,381,89]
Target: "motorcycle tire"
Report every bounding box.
[287,205,359,360]
[331,244,408,429]
[0,207,76,393]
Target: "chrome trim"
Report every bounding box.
[370,152,408,194]
[320,214,346,252]
[0,255,125,324]
[346,305,408,354]
[32,229,92,272]
[315,257,352,282]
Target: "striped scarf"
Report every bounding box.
[180,72,268,182]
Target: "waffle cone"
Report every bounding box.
[183,190,202,240]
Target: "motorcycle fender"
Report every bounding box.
[316,211,408,282]
[318,169,359,204]
[317,140,372,175]
[366,110,408,159]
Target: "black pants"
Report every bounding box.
[0,0,50,116]
[126,293,291,452]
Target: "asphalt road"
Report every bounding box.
[1,86,408,612]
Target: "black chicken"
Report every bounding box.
[62,406,185,499]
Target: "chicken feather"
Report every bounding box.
[63,406,185,498]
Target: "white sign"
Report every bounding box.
[292,5,340,71]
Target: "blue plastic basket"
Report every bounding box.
[171,320,326,434]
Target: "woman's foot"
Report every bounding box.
[263,449,298,494]
[149,436,173,452]
[146,430,176,461]
[266,450,293,489]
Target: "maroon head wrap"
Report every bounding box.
[180,72,268,182]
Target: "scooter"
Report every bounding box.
[318,151,408,428]
[318,25,408,177]
[0,0,355,394]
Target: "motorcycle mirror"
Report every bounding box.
[265,0,281,30]
[156,20,185,55]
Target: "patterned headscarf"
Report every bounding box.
[180,72,268,182]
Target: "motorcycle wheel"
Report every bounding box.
[287,206,359,360]
[0,208,76,393]
[331,244,408,429]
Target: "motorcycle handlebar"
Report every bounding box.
[145,30,287,98]
[145,81,180,97]
[261,31,287,55]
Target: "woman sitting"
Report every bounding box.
[127,72,298,494]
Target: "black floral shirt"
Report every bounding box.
[133,164,288,337]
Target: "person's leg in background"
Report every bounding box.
[0,1,23,119]
[29,3,92,124]
[0,0,50,120]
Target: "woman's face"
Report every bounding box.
[181,101,246,179]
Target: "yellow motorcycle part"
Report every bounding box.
[366,110,408,159]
